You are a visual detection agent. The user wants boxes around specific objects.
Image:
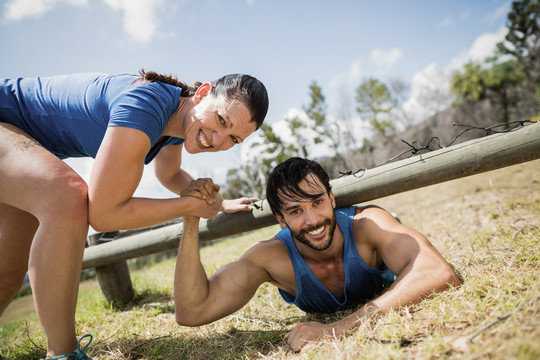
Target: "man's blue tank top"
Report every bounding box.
[276,206,395,313]
[0,73,184,164]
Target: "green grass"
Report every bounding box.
[1,159,539,359]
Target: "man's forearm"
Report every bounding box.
[174,216,211,324]
[332,263,460,334]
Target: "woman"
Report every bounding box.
[0,70,268,359]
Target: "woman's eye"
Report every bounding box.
[218,115,226,125]
[231,136,239,144]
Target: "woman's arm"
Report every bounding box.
[153,143,194,195]
[154,142,257,211]
[88,126,222,231]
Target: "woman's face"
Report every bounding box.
[182,84,257,154]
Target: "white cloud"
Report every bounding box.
[328,58,363,103]
[370,48,403,69]
[487,3,510,23]
[3,0,87,22]
[241,109,311,163]
[103,0,166,43]
[402,26,506,124]
[2,0,172,42]
[402,63,452,123]
[446,26,507,70]
[437,15,455,28]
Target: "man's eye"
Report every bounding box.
[314,199,323,206]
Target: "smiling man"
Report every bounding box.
[174,157,461,351]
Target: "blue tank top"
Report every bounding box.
[0,73,184,164]
[276,206,395,313]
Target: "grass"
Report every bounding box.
[1,159,539,359]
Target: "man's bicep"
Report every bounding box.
[206,259,271,317]
[360,207,435,276]
[372,213,455,286]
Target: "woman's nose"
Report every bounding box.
[212,131,231,150]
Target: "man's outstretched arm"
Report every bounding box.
[174,216,272,326]
[285,207,461,351]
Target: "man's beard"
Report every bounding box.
[289,214,337,252]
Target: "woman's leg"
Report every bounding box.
[0,204,38,314]
[0,123,89,358]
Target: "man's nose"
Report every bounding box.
[304,209,319,225]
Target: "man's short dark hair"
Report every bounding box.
[266,157,332,217]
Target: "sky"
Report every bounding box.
[0,0,512,199]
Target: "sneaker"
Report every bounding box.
[42,334,93,360]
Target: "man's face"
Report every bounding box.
[276,174,337,252]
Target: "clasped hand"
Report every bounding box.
[181,178,260,217]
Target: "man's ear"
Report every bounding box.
[194,82,213,105]
[329,190,336,209]
[275,214,288,228]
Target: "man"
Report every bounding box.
[174,157,461,351]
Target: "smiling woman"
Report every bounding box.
[0,69,268,359]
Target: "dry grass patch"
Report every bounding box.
[1,160,538,359]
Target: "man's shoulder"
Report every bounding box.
[351,205,390,222]
[349,205,395,242]
[243,237,288,259]
[240,237,292,275]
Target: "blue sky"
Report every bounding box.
[1,0,511,197]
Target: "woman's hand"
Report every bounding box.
[181,178,220,205]
[221,197,260,213]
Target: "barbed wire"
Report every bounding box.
[337,119,537,179]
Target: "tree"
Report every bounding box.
[222,123,297,197]
[485,58,526,122]
[496,0,540,85]
[451,58,526,123]
[285,115,310,158]
[303,81,348,169]
[450,62,488,103]
[355,78,394,137]
[388,77,414,130]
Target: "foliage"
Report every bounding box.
[451,62,489,102]
[496,0,540,84]
[451,58,526,122]
[355,78,395,137]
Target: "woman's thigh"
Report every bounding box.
[0,122,88,218]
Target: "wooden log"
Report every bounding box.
[82,122,540,270]
[86,234,135,307]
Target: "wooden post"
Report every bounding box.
[87,233,135,308]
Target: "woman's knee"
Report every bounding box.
[37,170,89,224]
[57,173,88,221]
[0,267,26,292]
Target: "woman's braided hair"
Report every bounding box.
[136,68,202,97]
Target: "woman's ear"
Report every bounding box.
[194,82,213,104]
